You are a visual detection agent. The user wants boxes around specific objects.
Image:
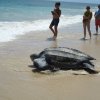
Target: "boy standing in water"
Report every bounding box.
[94,4,100,35]
[82,6,92,40]
[49,2,61,40]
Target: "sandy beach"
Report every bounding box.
[0,25,100,100]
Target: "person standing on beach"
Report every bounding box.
[82,6,92,40]
[94,4,100,35]
[49,2,61,40]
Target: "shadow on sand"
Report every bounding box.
[80,38,90,41]
[46,37,55,41]
[28,65,91,75]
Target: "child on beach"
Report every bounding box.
[49,2,61,40]
[82,6,92,40]
[94,4,100,35]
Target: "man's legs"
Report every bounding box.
[54,26,58,39]
[87,21,91,39]
[83,23,86,39]
[96,25,98,34]
[95,20,100,35]
[49,25,55,36]
[95,20,98,34]
[49,19,59,40]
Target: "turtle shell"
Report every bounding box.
[44,47,95,61]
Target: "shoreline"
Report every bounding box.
[0,19,96,44]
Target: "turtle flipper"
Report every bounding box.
[34,58,49,71]
[83,63,99,74]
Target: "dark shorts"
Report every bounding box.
[50,18,59,27]
[95,20,100,27]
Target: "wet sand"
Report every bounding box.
[0,29,100,100]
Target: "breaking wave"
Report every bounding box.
[0,15,83,42]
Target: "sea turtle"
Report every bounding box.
[30,47,98,74]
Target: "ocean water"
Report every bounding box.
[0,0,97,42]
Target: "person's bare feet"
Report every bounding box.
[81,37,86,40]
[53,36,57,40]
[94,33,98,35]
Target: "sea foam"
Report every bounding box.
[0,15,82,42]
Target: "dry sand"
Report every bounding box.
[0,30,100,100]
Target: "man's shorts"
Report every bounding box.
[95,20,100,27]
[50,18,59,27]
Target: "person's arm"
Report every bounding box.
[54,10,61,17]
[51,9,55,15]
[89,12,92,20]
[51,11,54,15]
[58,10,61,17]
[83,15,88,20]
[83,12,88,19]
[95,11,100,17]
[94,12,96,18]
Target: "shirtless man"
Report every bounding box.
[49,2,61,40]
[94,4,100,35]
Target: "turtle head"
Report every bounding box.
[30,54,39,61]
